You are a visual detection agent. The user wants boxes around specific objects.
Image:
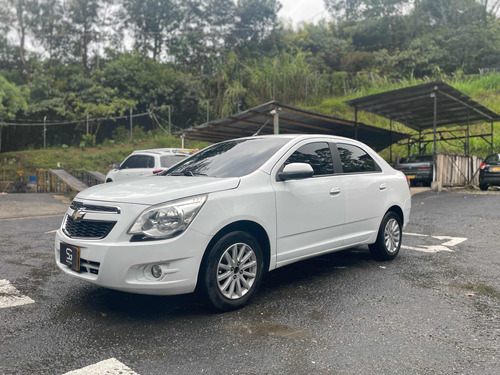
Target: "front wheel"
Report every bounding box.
[369,212,402,261]
[200,231,264,311]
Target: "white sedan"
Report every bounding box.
[55,135,411,311]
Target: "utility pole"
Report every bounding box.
[168,106,172,135]
[206,100,209,123]
[86,115,89,135]
[43,116,47,148]
[129,108,133,139]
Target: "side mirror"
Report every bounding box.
[279,163,314,181]
[113,163,120,170]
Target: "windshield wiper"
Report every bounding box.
[169,171,207,177]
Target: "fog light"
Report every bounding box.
[151,265,163,279]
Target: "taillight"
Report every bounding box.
[406,176,411,188]
[152,169,163,174]
[417,166,431,170]
[395,167,404,171]
[480,163,486,170]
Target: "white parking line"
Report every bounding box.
[402,233,467,253]
[45,229,58,234]
[63,358,139,375]
[0,279,35,308]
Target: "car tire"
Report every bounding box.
[479,184,488,191]
[369,211,402,261]
[200,231,264,311]
[106,178,113,183]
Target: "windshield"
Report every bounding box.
[162,138,290,178]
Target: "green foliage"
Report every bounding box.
[1,0,500,157]
[0,76,28,119]
[111,125,130,144]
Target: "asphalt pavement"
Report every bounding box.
[0,190,499,375]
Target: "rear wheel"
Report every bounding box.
[479,184,488,191]
[369,212,402,261]
[200,231,264,311]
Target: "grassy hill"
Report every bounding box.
[2,74,499,184]
[0,137,208,183]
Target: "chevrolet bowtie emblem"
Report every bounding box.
[72,209,86,221]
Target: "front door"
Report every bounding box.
[272,141,345,267]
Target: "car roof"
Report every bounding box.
[131,148,195,156]
[235,134,364,143]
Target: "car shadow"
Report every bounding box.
[60,246,373,320]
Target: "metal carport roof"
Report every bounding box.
[175,101,408,152]
[345,81,500,132]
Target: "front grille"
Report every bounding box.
[63,215,116,239]
[70,200,120,214]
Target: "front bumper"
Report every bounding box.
[55,204,213,295]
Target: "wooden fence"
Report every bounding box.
[436,153,483,186]
[36,169,89,193]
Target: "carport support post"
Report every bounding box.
[466,109,470,183]
[273,110,279,134]
[389,119,393,164]
[492,121,494,154]
[354,107,358,140]
[431,89,437,183]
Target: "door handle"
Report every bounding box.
[330,187,341,196]
[379,183,387,191]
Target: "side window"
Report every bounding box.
[121,155,141,169]
[284,142,334,176]
[337,143,379,173]
[121,155,154,169]
[145,156,155,168]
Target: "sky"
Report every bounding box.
[278,0,330,26]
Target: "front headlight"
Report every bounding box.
[128,195,207,239]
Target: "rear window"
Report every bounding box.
[160,155,188,168]
[407,155,433,163]
[485,154,500,164]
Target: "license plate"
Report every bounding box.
[60,243,80,272]
[407,175,415,179]
[492,167,500,172]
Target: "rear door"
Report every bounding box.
[272,140,345,266]
[333,142,387,246]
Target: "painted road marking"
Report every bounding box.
[402,233,467,253]
[63,358,139,375]
[0,279,35,308]
[45,229,58,234]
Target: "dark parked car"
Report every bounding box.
[396,154,433,186]
[479,153,500,191]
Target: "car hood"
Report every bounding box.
[76,176,240,206]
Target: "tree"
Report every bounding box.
[0,75,28,152]
[122,0,182,61]
[324,0,410,20]
[66,0,101,71]
[0,0,40,83]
